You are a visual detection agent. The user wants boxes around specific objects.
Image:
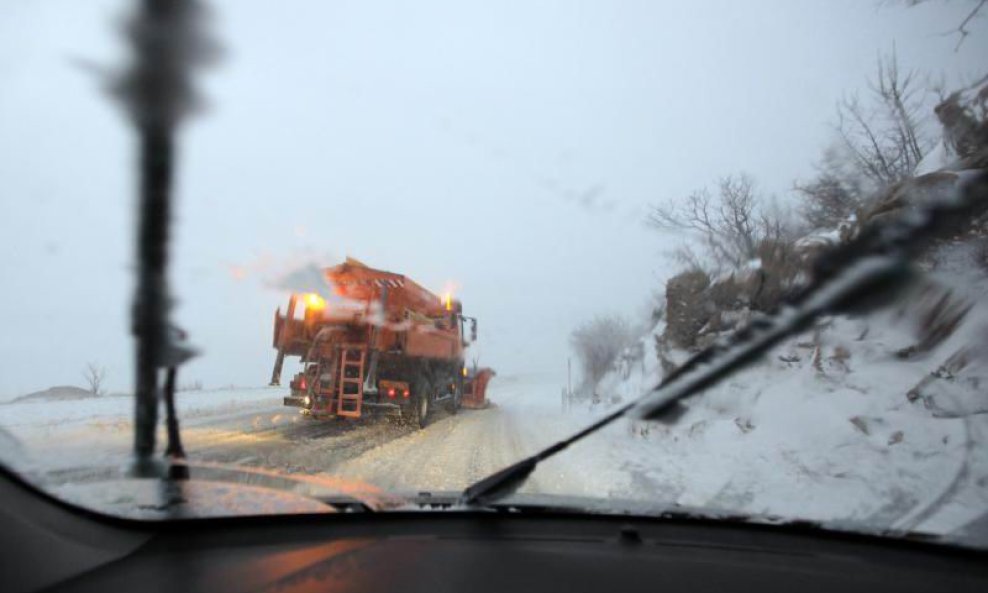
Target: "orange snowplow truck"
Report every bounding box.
[270,258,479,428]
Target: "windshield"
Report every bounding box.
[2,0,987,546]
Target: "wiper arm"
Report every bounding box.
[111,0,217,476]
[461,171,988,507]
[460,405,635,507]
[460,259,902,506]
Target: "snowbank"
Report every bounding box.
[0,386,284,472]
[0,386,281,432]
[546,259,988,540]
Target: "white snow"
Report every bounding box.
[914,141,952,176]
[0,387,284,474]
[532,255,988,541]
[795,229,841,251]
[0,387,280,433]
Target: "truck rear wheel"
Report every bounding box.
[410,377,431,429]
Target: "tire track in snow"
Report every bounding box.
[326,407,515,494]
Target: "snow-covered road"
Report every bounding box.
[0,374,629,502]
[0,376,578,498]
[2,370,985,545]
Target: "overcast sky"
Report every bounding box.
[0,0,985,397]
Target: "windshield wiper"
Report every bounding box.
[111,0,217,477]
[461,171,988,507]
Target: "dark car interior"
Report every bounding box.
[4,466,987,593]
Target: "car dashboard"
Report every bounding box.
[2,468,986,593]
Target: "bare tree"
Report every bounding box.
[835,50,934,189]
[796,50,937,230]
[898,0,986,50]
[177,379,204,392]
[83,363,107,396]
[649,173,793,271]
[570,315,634,387]
[795,144,869,229]
[795,173,863,229]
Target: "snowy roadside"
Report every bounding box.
[498,353,985,540]
[0,387,285,474]
[541,271,988,540]
[0,358,982,544]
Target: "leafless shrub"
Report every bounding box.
[650,173,795,272]
[570,315,634,386]
[650,173,804,351]
[897,0,987,50]
[796,50,940,236]
[796,173,863,230]
[82,362,107,396]
[795,145,870,229]
[178,379,204,392]
[749,238,804,311]
[834,50,934,190]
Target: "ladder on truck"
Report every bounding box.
[336,345,367,417]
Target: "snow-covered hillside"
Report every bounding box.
[580,249,988,541]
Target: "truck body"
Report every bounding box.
[270,258,480,427]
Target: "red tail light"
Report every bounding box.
[387,388,396,398]
[299,378,307,391]
[402,390,410,398]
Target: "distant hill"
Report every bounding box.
[13,386,95,403]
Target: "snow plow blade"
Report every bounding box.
[462,368,495,409]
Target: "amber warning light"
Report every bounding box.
[304,293,326,311]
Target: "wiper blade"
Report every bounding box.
[110,0,217,476]
[461,260,902,506]
[461,171,988,507]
